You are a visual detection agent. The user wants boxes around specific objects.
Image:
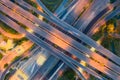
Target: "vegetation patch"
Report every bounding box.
[58,68,76,80]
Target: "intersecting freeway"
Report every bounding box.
[0,0,120,80]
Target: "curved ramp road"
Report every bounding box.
[74,0,110,31]
[88,6,120,36]
[0,27,24,39]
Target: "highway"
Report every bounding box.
[0,0,120,79]
[1,1,120,76]
[36,0,120,66]
[0,5,119,80]
[74,0,110,31]
[14,0,84,79]
[7,0,120,67]
[0,12,107,80]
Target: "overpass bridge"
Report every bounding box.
[0,0,120,80]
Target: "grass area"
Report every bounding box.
[110,0,116,3]
[4,68,15,80]
[101,19,120,56]
[13,56,21,62]
[101,37,112,50]
[0,21,19,34]
[23,0,39,17]
[4,63,8,68]
[116,20,120,34]
[64,0,73,8]
[23,0,38,8]
[41,0,62,12]
[0,53,3,60]
[4,73,11,80]
[89,75,97,80]
[101,36,120,60]
[113,38,120,56]
[58,68,76,80]
[92,25,104,41]
[14,37,28,46]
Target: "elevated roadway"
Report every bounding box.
[0,3,120,80]
[4,0,119,66]
[0,14,105,80]
[0,0,120,79]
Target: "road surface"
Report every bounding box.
[0,27,24,39]
[0,8,120,80]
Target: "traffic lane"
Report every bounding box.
[13,0,73,77]
[21,29,86,80]
[1,0,120,79]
